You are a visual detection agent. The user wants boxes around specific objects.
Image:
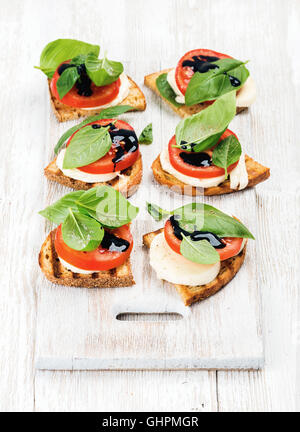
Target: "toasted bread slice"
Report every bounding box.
[48,76,146,122]
[39,229,135,288]
[143,229,246,306]
[44,154,143,198]
[151,154,270,196]
[144,69,247,118]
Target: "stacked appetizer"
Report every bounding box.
[36,39,146,121]
[144,203,254,306]
[145,48,256,117]
[152,92,270,196]
[44,106,143,197]
[39,186,139,287]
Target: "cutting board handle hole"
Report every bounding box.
[116,312,183,322]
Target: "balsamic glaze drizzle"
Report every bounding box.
[101,231,130,253]
[181,54,241,88]
[170,216,226,249]
[179,151,212,167]
[58,62,93,97]
[91,123,138,171]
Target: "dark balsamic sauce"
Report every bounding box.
[101,231,130,253]
[58,62,93,97]
[170,216,226,249]
[179,151,212,167]
[181,54,241,88]
[91,123,138,172]
[182,55,220,73]
[111,129,138,171]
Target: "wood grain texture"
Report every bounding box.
[0,0,299,412]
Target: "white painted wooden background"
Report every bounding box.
[0,0,299,412]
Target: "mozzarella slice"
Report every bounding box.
[56,149,119,183]
[80,73,130,110]
[236,76,256,108]
[167,68,185,104]
[166,69,256,108]
[149,233,221,286]
[58,257,99,274]
[229,152,248,190]
[160,147,226,188]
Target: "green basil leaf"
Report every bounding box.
[76,185,139,228]
[139,123,153,144]
[173,203,254,239]
[146,202,171,221]
[56,66,80,99]
[61,208,104,251]
[175,92,236,151]
[85,53,123,86]
[36,39,100,78]
[63,125,112,169]
[212,135,242,179]
[180,234,220,264]
[71,54,89,65]
[54,105,133,154]
[185,58,249,106]
[156,73,181,107]
[39,191,85,225]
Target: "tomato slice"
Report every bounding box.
[164,219,243,262]
[66,119,139,174]
[168,129,239,179]
[50,61,121,108]
[175,49,232,95]
[55,224,133,271]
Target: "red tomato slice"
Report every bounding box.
[66,119,139,174]
[55,224,133,271]
[50,61,121,108]
[164,219,243,262]
[175,49,232,95]
[168,129,239,179]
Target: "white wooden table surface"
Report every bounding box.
[0,0,299,412]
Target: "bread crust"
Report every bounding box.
[39,229,135,288]
[144,68,247,117]
[151,154,270,196]
[44,154,143,198]
[49,76,146,122]
[143,229,246,306]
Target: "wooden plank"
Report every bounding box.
[35,370,217,412]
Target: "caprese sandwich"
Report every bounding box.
[144,202,254,306]
[39,185,139,288]
[36,38,146,122]
[152,92,270,196]
[45,106,143,197]
[144,48,255,118]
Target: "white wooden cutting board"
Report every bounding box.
[35,59,263,370]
